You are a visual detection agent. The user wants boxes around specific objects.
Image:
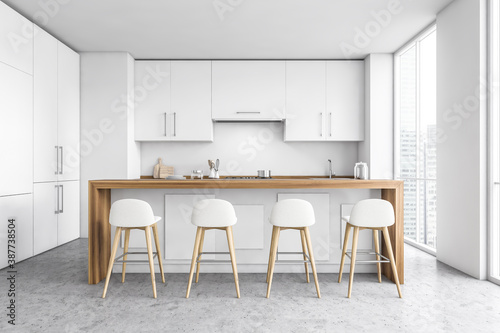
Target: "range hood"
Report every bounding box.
[212,118,284,123]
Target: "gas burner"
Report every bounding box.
[225,176,272,180]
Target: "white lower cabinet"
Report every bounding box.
[276,193,330,261]
[34,181,80,255]
[0,194,33,269]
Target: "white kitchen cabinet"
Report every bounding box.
[326,61,364,141]
[284,61,326,141]
[212,61,286,120]
[34,183,58,255]
[0,62,33,196]
[34,181,80,254]
[0,1,33,74]
[170,61,213,141]
[134,61,171,140]
[57,43,80,181]
[0,194,33,269]
[34,27,58,182]
[276,193,330,261]
[57,181,80,245]
[164,194,216,260]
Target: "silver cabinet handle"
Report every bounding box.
[55,185,59,214]
[320,113,323,137]
[59,146,63,175]
[59,184,64,214]
[55,146,59,175]
[236,111,261,114]
[329,112,332,137]
[173,112,176,137]
[164,112,167,136]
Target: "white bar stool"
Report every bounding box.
[186,199,240,298]
[102,199,165,299]
[266,199,321,298]
[338,199,402,298]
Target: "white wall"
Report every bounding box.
[358,54,394,179]
[436,0,488,279]
[141,122,358,177]
[80,52,140,237]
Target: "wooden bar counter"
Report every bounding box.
[88,177,404,285]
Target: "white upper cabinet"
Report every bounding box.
[134,61,171,140]
[34,26,80,182]
[57,43,80,181]
[0,62,33,196]
[284,61,326,141]
[212,61,286,120]
[0,1,33,74]
[326,61,365,141]
[170,61,213,141]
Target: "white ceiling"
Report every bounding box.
[3,0,454,59]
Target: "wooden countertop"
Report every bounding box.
[89,177,403,190]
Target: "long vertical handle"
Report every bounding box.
[164,112,167,136]
[320,113,323,137]
[59,146,63,175]
[329,113,332,137]
[59,184,64,214]
[55,146,59,175]
[173,112,177,137]
[55,185,59,214]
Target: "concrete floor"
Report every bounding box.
[1,239,500,332]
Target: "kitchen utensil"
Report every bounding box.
[191,170,203,179]
[215,159,220,171]
[257,170,271,178]
[354,162,369,180]
[153,158,174,179]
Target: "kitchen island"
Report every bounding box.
[88,177,404,285]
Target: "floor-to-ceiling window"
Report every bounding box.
[489,0,500,285]
[395,25,437,253]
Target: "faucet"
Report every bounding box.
[328,159,335,178]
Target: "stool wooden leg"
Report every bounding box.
[373,229,382,283]
[144,225,157,298]
[382,227,402,298]
[102,227,121,298]
[266,226,280,298]
[304,227,321,298]
[152,223,165,284]
[300,229,310,283]
[338,224,351,283]
[226,226,240,298]
[121,229,130,283]
[186,227,203,298]
[196,228,206,283]
[347,226,360,298]
[266,226,276,283]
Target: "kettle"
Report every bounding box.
[354,162,369,180]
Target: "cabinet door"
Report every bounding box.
[284,61,326,141]
[0,1,33,74]
[57,181,80,245]
[134,61,171,140]
[170,61,213,141]
[34,26,58,183]
[276,193,330,261]
[57,42,80,181]
[0,62,33,196]
[34,183,58,255]
[212,61,286,120]
[326,61,364,141]
[164,194,215,260]
[0,194,33,268]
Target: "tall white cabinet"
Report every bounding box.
[33,25,80,255]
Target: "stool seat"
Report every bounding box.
[191,199,237,227]
[109,199,161,227]
[347,199,394,228]
[269,199,315,227]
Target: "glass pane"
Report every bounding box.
[399,46,417,180]
[423,179,437,248]
[404,179,418,241]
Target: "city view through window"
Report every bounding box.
[396,27,437,249]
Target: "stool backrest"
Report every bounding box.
[350,199,395,228]
[109,199,156,227]
[270,199,315,227]
[191,199,237,227]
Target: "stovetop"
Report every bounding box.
[224,176,272,180]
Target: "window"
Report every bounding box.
[395,25,437,253]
